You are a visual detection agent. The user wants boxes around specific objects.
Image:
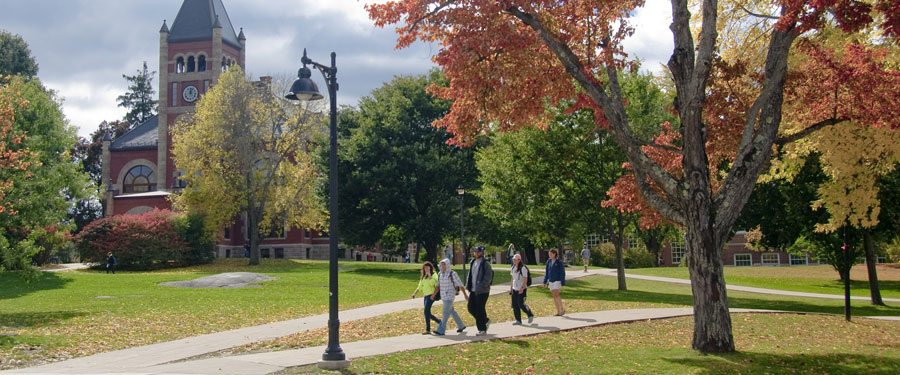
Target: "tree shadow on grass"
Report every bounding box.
[666,351,900,375]
[0,310,87,328]
[0,272,70,300]
[560,279,900,317]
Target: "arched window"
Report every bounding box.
[123,165,155,193]
[198,55,206,72]
[187,56,196,72]
[221,57,228,72]
[175,57,185,73]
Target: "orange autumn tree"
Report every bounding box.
[368,0,900,352]
[0,77,36,216]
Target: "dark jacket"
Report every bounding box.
[543,258,565,285]
[466,257,493,294]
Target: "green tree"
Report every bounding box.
[0,30,38,79]
[70,120,131,232]
[117,61,157,126]
[0,76,92,271]
[171,67,325,265]
[329,70,478,263]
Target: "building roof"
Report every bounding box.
[109,115,159,151]
[167,0,241,49]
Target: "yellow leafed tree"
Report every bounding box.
[170,67,326,265]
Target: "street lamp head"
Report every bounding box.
[457,185,465,196]
[286,65,323,102]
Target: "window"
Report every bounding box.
[585,233,609,248]
[225,249,231,258]
[734,254,752,267]
[304,229,310,238]
[275,248,284,259]
[260,248,270,258]
[224,227,231,240]
[761,253,780,266]
[123,166,155,193]
[671,242,686,264]
[187,56,195,72]
[198,55,206,72]
[628,237,639,249]
[790,254,807,265]
[176,57,185,73]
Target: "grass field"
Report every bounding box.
[0,259,509,369]
[216,272,900,357]
[628,264,900,299]
[313,313,898,375]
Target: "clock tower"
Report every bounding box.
[157,0,245,190]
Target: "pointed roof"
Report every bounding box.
[167,0,241,49]
[109,115,159,151]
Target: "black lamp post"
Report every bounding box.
[286,49,348,369]
[458,185,467,281]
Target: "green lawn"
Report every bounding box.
[0,259,509,369]
[627,264,900,299]
[321,313,900,375]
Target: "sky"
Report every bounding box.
[0,0,673,138]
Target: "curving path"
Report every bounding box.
[3,267,897,375]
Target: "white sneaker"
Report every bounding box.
[512,321,522,325]
[527,316,534,324]
[475,330,486,336]
[486,319,492,329]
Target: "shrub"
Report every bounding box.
[589,242,657,268]
[74,209,214,270]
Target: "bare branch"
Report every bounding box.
[408,0,457,33]
[636,139,683,153]
[775,117,848,145]
[739,5,779,20]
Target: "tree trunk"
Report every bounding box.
[685,220,734,353]
[414,242,421,264]
[248,211,260,266]
[863,230,884,305]
[614,215,627,291]
[523,242,537,265]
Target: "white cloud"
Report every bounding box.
[623,0,674,75]
[47,80,126,138]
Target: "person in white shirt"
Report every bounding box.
[509,254,534,325]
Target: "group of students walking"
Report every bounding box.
[411,246,569,336]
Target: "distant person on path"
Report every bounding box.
[432,258,468,335]
[543,249,566,316]
[444,244,453,265]
[581,243,591,273]
[243,244,250,258]
[509,254,534,325]
[466,245,494,336]
[411,261,441,334]
[506,243,515,264]
[106,252,117,274]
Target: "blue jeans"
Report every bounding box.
[423,296,441,331]
[434,296,465,334]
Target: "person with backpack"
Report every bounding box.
[509,253,534,325]
[543,248,566,316]
[411,261,441,334]
[432,258,468,335]
[466,245,493,336]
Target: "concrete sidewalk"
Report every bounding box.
[2,268,607,375]
[597,269,900,303]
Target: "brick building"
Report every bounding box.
[102,0,331,260]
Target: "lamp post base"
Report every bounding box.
[317,359,351,370]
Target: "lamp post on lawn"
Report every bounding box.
[458,185,467,281]
[286,49,349,369]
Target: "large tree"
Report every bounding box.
[171,67,325,265]
[1,76,92,271]
[117,61,157,127]
[70,120,131,232]
[0,30,38,79]
[369,0,900,352]
[330,70,477,263]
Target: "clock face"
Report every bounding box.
[182,85,199,103]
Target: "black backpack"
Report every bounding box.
[524,266,532,287]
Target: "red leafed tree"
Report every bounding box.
[0,77,36,216]
[369,0,900,352]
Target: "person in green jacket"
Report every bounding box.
[411,261,441,334]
